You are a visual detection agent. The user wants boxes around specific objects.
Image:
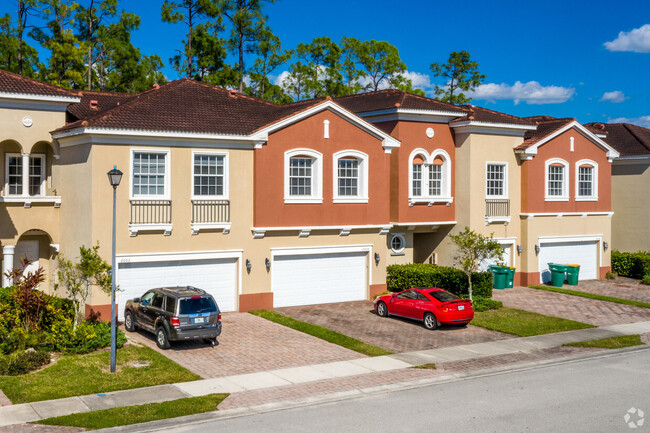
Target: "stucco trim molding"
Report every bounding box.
[0,92,80,111]
[129,223,173,236]
[520,212,614,219]
[251,224,391,239]
[0,196,61,207]
[191,222,231,235]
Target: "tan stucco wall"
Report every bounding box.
[0,106,66,292]
[611,161,650,252]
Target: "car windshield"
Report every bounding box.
[429,290,460,302]
[179,296,218,315]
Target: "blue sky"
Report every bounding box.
[4,0,650,126]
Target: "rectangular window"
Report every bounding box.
[7,155,22,195]
[547,165,564,197]
[428,165,442,196]
[193,154,224,197]
[29,156,44,196]
[412,164,422,196]
[289,157,312,196]
[133,152,166,197]
[338,159,359,196]
[578,166,593,197]
[486,164,505,197]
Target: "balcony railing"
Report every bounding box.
[485,199,510,217]
[130,200,172,225]
[191,200,230,223]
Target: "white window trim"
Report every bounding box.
[4,153,46,197]
[284,148,323,204]
[408,148,452,205]
[390,233,406,255]
[485,161,508,199]
[190,151,229,200]
[332,150,369,204]
[575,159,598,201]
[130,149,171,200]
[544,158,569,201]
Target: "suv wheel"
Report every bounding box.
[124,311,136,332]
[156,326,171,349]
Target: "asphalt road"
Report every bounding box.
[159,348,650,433]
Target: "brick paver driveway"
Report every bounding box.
[274,301,510,353]
[124,312,364,378]
[493,286,650,326]
[571,277,650,303]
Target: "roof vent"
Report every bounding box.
[229,89,237,97]
[394,103,401,108]
[89,100,98,110]
[153,83,160,90]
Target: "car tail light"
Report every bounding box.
[442,307,449,313]
[217,313,221,323]
[171,316,180,328]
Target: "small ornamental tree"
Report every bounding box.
[55,243,112,327]
[449,227,504,301]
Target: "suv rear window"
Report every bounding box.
[179,296,218,315]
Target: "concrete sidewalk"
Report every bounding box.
[2,320,650,427]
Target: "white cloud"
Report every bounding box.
[608,115,650,128]
[599,90,627,103]
[604,24,650,53]
[469,81,575,105]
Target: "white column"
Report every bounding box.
[2,245,15,287]
[21,153,29,196]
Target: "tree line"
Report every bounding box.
[0,0,485,103]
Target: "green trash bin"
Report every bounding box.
[506,267,516,288]
[566,264,580,285]
[492,267,509,290]
[548,263,568,287]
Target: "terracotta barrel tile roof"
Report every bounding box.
[334,89,464,114]
[585,122,650,157]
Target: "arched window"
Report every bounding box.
[575,159,598,201]
[545,158,569,201]
[284,149,323,203]
[408,149,452,204]
[333,150,369,203]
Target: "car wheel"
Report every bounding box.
[124,311,136,332]
[377,301,389,317]
[423,312,438,330]
[156,327,171,350]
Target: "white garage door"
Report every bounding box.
[272,252,367,308]
[538,241,598,283]
[479,243,512,272]
[116,258,237,319]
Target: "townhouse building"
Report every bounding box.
[0,70,628,319]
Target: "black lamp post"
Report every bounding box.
[107,166,122,373]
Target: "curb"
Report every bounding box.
[94,344,650,433]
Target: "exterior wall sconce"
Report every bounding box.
[374,252,380,264]
[603,242,608,251]
[265,258,271,271]
[246,259,251,273]
[516,245,523,254]
[534,244,540,254]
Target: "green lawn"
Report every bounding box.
[36,393,228,429]
[565,334,644,349]
[411,363,437,370]
[0,345,200,404]
[528,285,650,309]
[471,308,596,337]
[249,310,393,357]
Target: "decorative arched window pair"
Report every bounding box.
[284,149,368,204]
[408,149,452,204]
[545,158,598,201]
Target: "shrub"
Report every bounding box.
[386,264,493,299]
[642,275,650,286]
[605,271,617,280]
[0,350,50,376]
[472,298,503,312]
[612,251,650,279]
[63,321,127,354]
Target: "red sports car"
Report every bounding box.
[374,288,474,330]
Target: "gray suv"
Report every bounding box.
[124,286,222,349]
